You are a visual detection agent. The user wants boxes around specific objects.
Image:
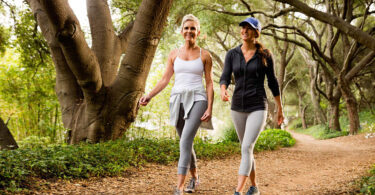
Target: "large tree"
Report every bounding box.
[25,0,173,144]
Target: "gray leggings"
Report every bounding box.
[174,101,207,175]
[231,110,267,176]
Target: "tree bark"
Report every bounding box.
[0,117,18,150]
[301,105,307,129]
[328,93,341,131]
[297,89,307,129]
[339,77,360,134]
[26,0,174,144]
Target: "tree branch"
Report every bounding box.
[111,0,174,114]
[206,6,297,18]
[274,0,375,52]
[26,0,83,129]
[345,51,375,81]
[315,62,329,100]
[118,20,134,53]
[39,0,102,98]
[262,31,311,52]
[87,0,118,86]
[239,0,251,12]
[266,23,337,70]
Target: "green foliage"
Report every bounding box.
[0,137,238,191]
[360,111,375,132]
[291,110,375,139]
[293,124,349,140]
[0,25,10,55]
[222,123,239,142]
[359,165,375,194]
[0,8,64,142]
[255,129,296,151]
[0,128,296,191]
[18,136,52,149]
[287,118,303,130]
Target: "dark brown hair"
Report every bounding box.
[254,30,270,67]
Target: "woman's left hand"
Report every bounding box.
[277,109,284,126]
[201,109,212,122]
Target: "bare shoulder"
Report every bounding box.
[168,48,179,62]
[200,48,212,62]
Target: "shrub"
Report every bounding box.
[18,136,51,149]
[360,165,375,194]
[223,123,239,142]
[255,129,296,151]
[0,129,295,191]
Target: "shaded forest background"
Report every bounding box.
[0,0,374,145]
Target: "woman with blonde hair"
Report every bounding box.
[139,14,214,195]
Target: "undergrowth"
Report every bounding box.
[1,129,295,192]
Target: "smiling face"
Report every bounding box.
[240,23,258,41]
[181,20,200,42]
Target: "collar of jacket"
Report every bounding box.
[234,44,260,56]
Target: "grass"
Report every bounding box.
[288,110,375,140]
[291,124,349,139]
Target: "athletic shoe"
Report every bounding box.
[246,186,260,195]
[234,191,242,195]
[184,176,199,193]
[173,188,183,195]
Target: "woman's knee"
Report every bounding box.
[241,142,255,154]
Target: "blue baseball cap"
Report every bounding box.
[239,17,261,32]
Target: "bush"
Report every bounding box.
[255,129,296,151]
[360,165,375,194]
[0,138,239,191]
[0,129,296,191]
[18,136,52,149]
[223,123,239,142]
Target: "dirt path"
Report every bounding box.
[33,132,375,194]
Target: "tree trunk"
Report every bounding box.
[339,78,360,134]
[301,105,308,129]
[27,0,174,144]
[328,96,341,131]
[309,65,327,124]
[300,48,327,124]
[0,117,18,150]
[297,89,307,129]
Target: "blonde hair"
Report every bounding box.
[180,14,200,31]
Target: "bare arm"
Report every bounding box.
[274,95,284,126]
[201,49,214,121]
[139,50,176,106]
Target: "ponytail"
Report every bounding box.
[255,40,270,67]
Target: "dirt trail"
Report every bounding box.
[34,132,375,195]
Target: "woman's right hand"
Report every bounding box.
[220,88,230,102]
[139,94,151,106]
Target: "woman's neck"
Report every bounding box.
[184,41,198,50]
[241,40,256,51]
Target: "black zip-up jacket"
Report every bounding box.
[219,45,280,113]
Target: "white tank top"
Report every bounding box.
[170,48,206,102]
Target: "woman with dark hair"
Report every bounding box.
[220,17,284,195]
[139,14,213,195]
